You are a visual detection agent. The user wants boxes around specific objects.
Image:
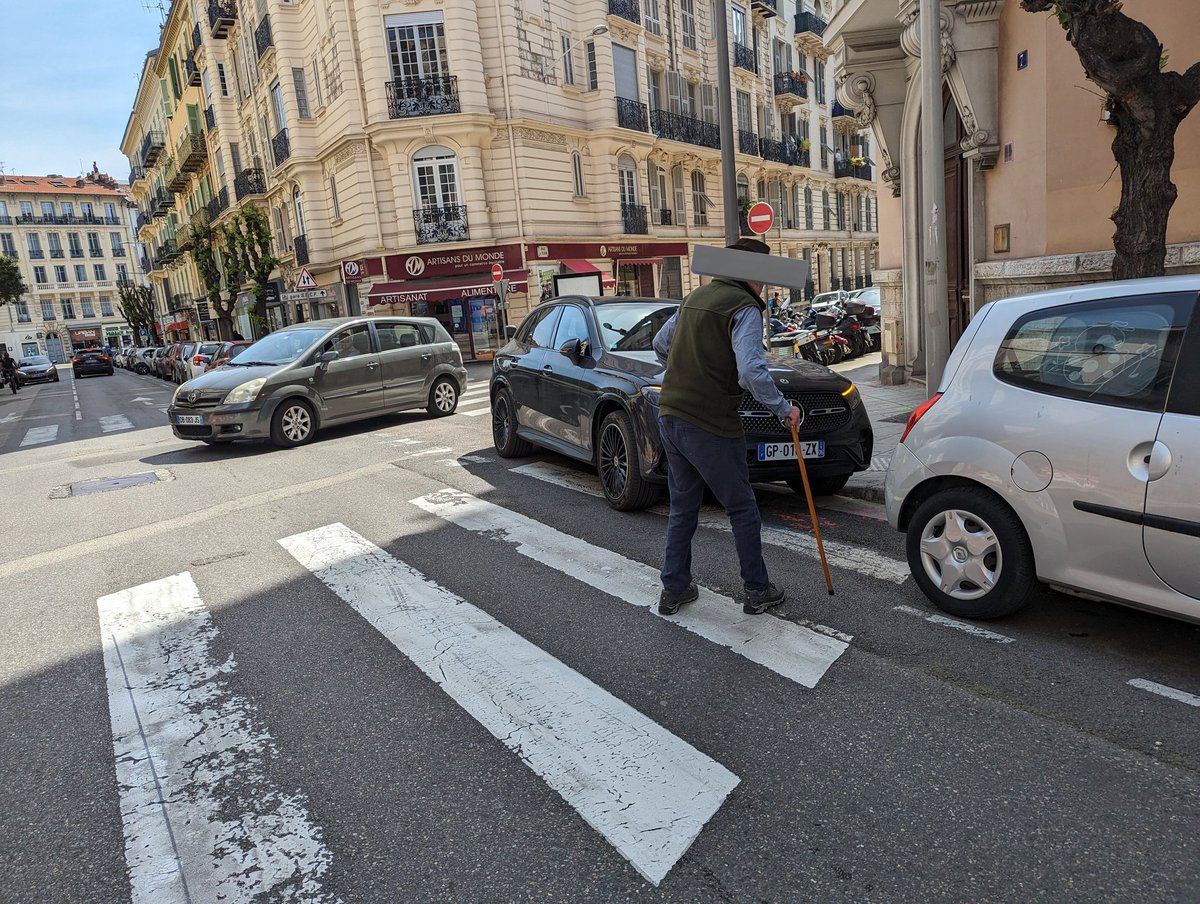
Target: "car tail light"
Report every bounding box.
[900,392,943,444]
[193,356,207,365]
[850,322,861,330]
[99,355,109,362]
[71,357,79,364]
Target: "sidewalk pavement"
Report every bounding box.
[464,353,928,505]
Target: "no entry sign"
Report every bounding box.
[491,263,504,282]
[747,202,774,235]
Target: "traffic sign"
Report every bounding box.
[491,263,504,283]
[295,267,318,291]
[747,202,774,235]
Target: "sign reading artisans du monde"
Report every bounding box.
[384,243,523,281]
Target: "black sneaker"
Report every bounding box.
[743,583,785,615]
[658,583,699,615]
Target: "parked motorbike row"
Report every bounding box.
[767,289,882,366]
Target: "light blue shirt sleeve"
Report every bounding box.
[731,306,793,420]
[653,311,678,367]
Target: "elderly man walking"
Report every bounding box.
[652,238,801,616]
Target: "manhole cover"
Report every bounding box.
[70,472,160,496]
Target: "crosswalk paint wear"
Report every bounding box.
[280,523,739,886]
[97,573,338,904]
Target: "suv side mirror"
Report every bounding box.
[317,349,337,369]
[505,324,518,340]
[559,338,589,361]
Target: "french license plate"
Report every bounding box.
[757,441,825,461]
[175,415,204,426]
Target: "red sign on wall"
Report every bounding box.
[526,241,690,262]
[384,243,523,281]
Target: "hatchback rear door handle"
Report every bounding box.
[367,361,379,370]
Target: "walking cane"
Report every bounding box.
[789,420,835,596]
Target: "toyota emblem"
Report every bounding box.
[187,391,199,403]
[405,256,426,277]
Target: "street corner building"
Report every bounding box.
[822,0,1200,384]
[0,172,140,363]
[120,0,880,360]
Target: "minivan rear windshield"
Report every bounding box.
[229,328,330,365]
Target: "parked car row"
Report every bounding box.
[114,340,253,383]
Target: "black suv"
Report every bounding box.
[72,347,114,378]
[490,296,873,510]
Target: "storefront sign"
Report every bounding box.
[527,242,689,261]
[369,280,501,307]
[196,301,211,321]
[341,260,364,283]
[68,327,102,345]
[384,243,523,281]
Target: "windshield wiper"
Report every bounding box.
[232,360,278,367]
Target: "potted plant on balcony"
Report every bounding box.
[850,156,866,167]
[799,138,811,151]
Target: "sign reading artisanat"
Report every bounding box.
[526,242,690,261]
[368,271,528,307]
[384,243,523,281]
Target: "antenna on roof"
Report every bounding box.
[141,0,168,25]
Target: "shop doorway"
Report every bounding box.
[46,333,65,363]
[616,263,655,297]
[413,297,501,361]
[944,88,971,345]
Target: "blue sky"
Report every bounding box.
[0,1,164,182]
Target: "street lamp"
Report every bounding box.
[541,23,609,82]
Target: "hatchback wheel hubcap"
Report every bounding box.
[434,382,456,411]
[599,424,628,498]
[919,509,1001,601]
[283,406,310,442]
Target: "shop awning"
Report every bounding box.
[165,320,190,331]
[561,259,601,274]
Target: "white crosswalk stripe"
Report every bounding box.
[20,425,58,446]
[411,488,849,688]
[96,573,337,904]
[461,407,493,417]
[280,523,738,886]
[512,461,910,584]
[99,415,135,433]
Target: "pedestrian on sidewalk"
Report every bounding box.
[652,238,802,616]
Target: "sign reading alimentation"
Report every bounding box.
[384,244,523,281]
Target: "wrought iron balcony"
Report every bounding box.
[50,249,64,259]
[141,131,165,167]
[204,104,216,131]
[795,11,827,39]
[831,100,855,122]
[206,186,230,221]
[616,97,649,132]
[28,249,44,259]
[386,76,460,118]
[150,189,173,217]
[185,53,200,86]
[166,158,190,193]
[834,160,873,180]
[129,164,146,185]
[192,22,202,50]
[733,44,757,73]
[738,130,760,155]
[760,136,810,166]
[139,256,152,273]
[750,0,777,18]
[89,246,105,258]
[650,109,720,150]
[413,204,469,244]
[254,15,273,58]
[621,203,648,235]
[70,245,85,257]
[0,215,10,225]
[208,0,236,38]
[106,214,121,225]
[271,128,290,167]
[608,0,640,26]
[774,72,808,99]
[293,234,309,265]
[234,167,266,199]
[113,245,126,257]
[135,211,148,232]
[656,209,673,226]
[178,131,207,172]
[168,292,190,312]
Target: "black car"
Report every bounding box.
[72,347,114,378]
[16,355,60,384]
[490,296,873,511]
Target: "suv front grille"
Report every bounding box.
[738,390,850,437]
[173,389,228,409]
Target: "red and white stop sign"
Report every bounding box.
[746,201,775,235]
[491,263,504,282]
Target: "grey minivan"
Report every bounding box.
[167,316,467,447]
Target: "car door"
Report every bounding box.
[500,305,561,433]
[373,320,430,409]
[315,324,384,420]
[1142,294,1200,606]
[538,303,596,449]
[990,291,1192,597]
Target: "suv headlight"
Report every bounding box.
[841,382,862,407]
[640,384,662,406]
[224,378,267,405]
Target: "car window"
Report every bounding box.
[553,305,591,348]
[321,324,372,359]
[993,293,1193,412]
[598,302,679,352]
[227,344,249,359]
[376,322,427,351]
[528,307,562,349]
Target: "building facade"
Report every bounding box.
[825,0,1200,383]
[0,174,140,362]
[123,0,877,360]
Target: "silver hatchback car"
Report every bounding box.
[886,276,1200,624]
[168,316,467,447]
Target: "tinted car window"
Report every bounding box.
[993,293,1193,412]
[528,307,561,348]
[376,322,428,351]
[321,325,372,358]
[554,305,591,347]
[597,302,678,352]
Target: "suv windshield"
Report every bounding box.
[597,302,678,352]
[230,328,330,365]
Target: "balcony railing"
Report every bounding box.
[413,205,469,244]
[254,15,273,58]
[150,189,173,217]
[28,249,45,259]
[192,22,202,52]
[774,73,808,99]
[616,97,649,132]
[1,248,16,259]
[386,76,460,118]
[608,0,640,26]
[794,11,827,39]
[141,131,166,167]
[178,131,207,172]
[831,100,856,122]
[204,104,216,131]
[760,137,810,167]
[0,215,10,225]
[293,234,309,265]
[113,246,126,257]
[71,245,85,257]
[834,160,873,180]
[209,0,236,37]
[621,203,648,235]
[750,0,778,18]
[738,130,760,155]
[166,157,190,193]
[129,164,146,184]
[650,109,720,150]
[135,211,148,232]
[271,128,290,167]
[206,186,230,221]
[733,44,757,73]
[89,246,104,258]
[50,249,64,259]
[234,167,266,199]
[656,208,673,226]
[185,53,201,86]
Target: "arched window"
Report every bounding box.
[412,145,461,211]
[617,154,639,207]
[736,173,750,203]
[648,163,668,224]
[572,151,586,197]
[690,170,708,226]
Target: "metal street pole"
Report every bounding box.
[714,0,739,245]
[920,0,949,396]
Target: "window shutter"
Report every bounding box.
[647,163,661,221]
[293,68,311,119]
[701,82,716,124]
[666,71,682,115]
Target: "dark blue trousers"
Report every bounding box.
[658,415,770,594]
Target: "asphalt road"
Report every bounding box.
[1,362,1198,904]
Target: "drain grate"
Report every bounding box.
[70,472,160,496]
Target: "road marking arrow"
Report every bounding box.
[130,396,155,404]
[0,413,20,424]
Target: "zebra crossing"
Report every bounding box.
[95,489,861,899]
[456,381,492,417]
